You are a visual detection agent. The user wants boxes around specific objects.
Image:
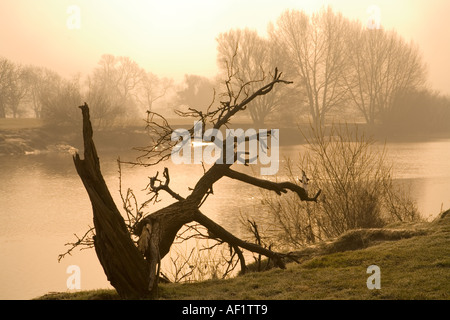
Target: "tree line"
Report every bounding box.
[1,7,449,133]
[0,54,173,128]
[215,7,450,132]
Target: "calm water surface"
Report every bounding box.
[1,140,449,299]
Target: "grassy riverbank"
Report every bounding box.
[37,211,450,300]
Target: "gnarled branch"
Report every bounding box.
[223,168,321,202]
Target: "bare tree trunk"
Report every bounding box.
[73,103,150,299]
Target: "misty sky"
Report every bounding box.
[0,0,449,94]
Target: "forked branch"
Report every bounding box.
[145,167,185,203]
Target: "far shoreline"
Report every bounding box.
[1,118,450,156]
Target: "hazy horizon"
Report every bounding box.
[0,0,449,94]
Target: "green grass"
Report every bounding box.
[37,289,121,300]
[36,213,450,300]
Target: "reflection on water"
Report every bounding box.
[384,140,450,217]
[1,140,449,299]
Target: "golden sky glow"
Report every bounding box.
[0,0,449,93]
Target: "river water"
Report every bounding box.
[1,139,449,299]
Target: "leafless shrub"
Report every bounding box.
[257,123,420,250]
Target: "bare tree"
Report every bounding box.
[270,7,350,128]
[216,28,288,126]
[115,56,143,106]
[0,60,54,119]
[41,76,82,125]
[84,75,123,129]
[26,67,61,119]
[376,34,427,124]
[343,23,427,125]
[0,57,14,118]
[70,68,321,299]
[7,64,31,118]
[138,72,172,113]
[89,54,143,119]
